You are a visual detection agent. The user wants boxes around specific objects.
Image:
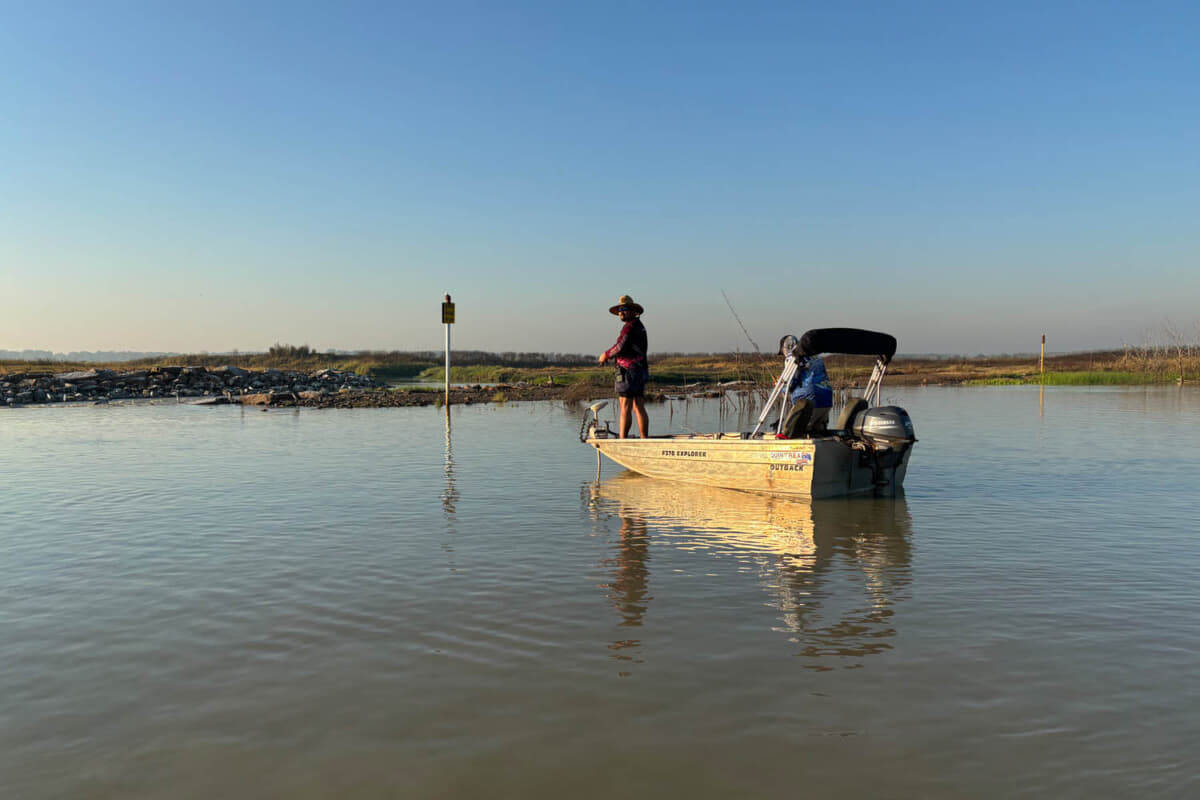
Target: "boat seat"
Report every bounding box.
[835,397,869,432]
[781,400,813,438]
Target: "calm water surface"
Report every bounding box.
[2,387,1199,798]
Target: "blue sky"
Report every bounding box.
[2,0,1197,356]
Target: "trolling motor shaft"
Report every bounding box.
[579,400,613,442]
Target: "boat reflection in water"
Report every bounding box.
[584,472,912,670]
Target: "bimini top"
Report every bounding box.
[798,328,897,363]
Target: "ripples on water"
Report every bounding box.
[2,388,1199,798]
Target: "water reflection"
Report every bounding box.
[585,473,912,670]
[602,513,651,663]
[783,495,913,669]
[442,411,458,516]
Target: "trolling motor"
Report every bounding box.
[579,400,614,442]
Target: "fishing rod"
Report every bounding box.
[721,290,761,355]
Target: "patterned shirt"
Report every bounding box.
[604,318,648,369]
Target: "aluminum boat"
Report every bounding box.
[581,328,916,499]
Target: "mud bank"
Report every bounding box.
[246,385,669,408]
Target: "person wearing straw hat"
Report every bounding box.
[598,295,649,438]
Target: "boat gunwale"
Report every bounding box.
[587,432,849,446]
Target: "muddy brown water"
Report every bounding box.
[2,386,1199,798]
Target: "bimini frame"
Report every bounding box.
[750,328,898,438]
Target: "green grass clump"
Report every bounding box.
[966,371,1160,386]
[1040,371,1150,385]
[418,366,520,383]
[360,363,427,380]
[557,369,611,386]
[964,377,1025,386]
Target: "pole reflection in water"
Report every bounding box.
[584,473,912,671]
[442,409,458,517]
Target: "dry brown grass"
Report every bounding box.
[4,343,1198,385]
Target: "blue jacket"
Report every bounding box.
[789,356,833,408]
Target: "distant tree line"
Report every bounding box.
[0,349,179,362]
[357,349,596,367]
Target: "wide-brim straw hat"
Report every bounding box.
[609,295,644,315]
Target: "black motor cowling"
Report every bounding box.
[852,406,916,447]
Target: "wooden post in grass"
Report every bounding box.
[1040,334,1045,383]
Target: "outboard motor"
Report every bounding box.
[850,405,916,489]
[852,406,917,449]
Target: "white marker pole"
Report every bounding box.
[442,294,455,406]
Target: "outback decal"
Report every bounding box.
[769,462,808,472]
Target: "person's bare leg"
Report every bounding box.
[619,397,633,438]
[633,397,649,438]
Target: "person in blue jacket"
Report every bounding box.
[780,336,833,436]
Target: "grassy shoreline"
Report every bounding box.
[1,348,1195,387]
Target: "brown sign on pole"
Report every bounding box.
[442,296,455,324]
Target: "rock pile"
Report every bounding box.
[2,366,382,406]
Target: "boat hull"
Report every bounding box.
[586,433,911,499]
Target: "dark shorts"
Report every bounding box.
[615,364,649,398]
